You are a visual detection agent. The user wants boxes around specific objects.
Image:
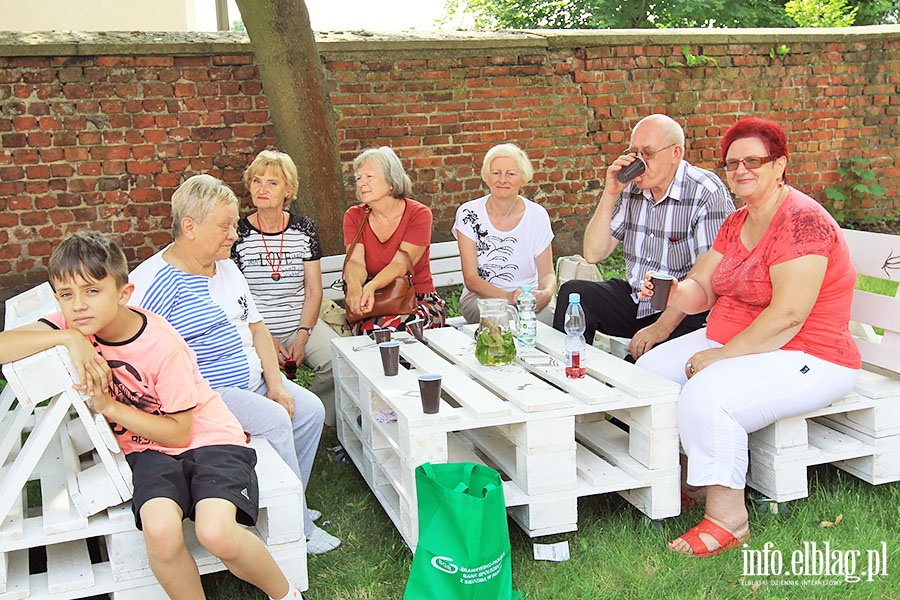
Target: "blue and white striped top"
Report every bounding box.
[129,247,264,390]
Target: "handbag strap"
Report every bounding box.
[342,206,371,274]
[342,205,414,277]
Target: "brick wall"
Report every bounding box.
[1,28,899,316]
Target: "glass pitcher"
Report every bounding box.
[474,298,519,366]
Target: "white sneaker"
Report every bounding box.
[307,508,322,522]
[306,525,341,554]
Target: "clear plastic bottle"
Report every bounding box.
[516,284,537,350]
[564,292,586,379]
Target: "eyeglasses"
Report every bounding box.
[626,143,676,160]
[722,156,773,171]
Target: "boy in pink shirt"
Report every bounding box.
[0,232,302,600]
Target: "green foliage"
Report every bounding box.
[598,246,626,280]
[847,0,900,25]
[769,44,792,59]
[665,45,718,71]
[440,0,899,29]
[825,155,888,223]
[438,284,463,318]
[441,0,793,29]
[786,0,858,26]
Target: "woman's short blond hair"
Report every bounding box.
[171,174,239,238]
[353,147,413,199]
[480,143,534,184]
[243,149,299,205]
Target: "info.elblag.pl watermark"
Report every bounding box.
[741,541,889,586]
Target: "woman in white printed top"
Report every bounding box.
[453,143,556,324]
[231,150,339,425]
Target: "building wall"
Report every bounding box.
[1,28,899,312]
[0,0,200,32]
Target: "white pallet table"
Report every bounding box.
[332,324,680,551]
[747,229,900,502]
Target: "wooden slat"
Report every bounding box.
[319,241,461,301]
[400,338,513,419]
[517,352,629,407]
[426,327,575,413]
[46,539,95,594]
[4,282,59,330]
[428,240,461,260]
[40,432,88,535]
[842,228,900,281]
[0,382,16,416]
[535,323,679,400]
[850,290,900,332]
[2,548,29,599]
[0,394,72,527]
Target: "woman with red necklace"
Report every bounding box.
[232,150,340,430]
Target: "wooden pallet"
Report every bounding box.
[333,323,680,551]
[747,229,900,502]
[1,284,308,598]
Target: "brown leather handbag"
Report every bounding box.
[342,207,417,324]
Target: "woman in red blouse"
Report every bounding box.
[342,147,446,334]
[637,118,861,557]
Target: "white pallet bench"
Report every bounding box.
[332,321,681,551]
[746,229,900,502]
[321,240,463,301]
[1,284,308,599]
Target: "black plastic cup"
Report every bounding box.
[650,274,674,311]
[617,156,647,184]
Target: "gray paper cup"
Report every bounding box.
[379,341,401,376]
[406,318,425,343]
[418,374,442,414]
[650,273,674,311]
[371,328,392,344]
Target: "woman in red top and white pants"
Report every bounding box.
[637,117,861,557]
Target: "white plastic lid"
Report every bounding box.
[569,292,580,303]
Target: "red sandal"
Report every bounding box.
[670,518,749,557]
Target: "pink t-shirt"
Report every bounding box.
[343,199,436,293]
[708,188,861,369]
[43,308,247,455]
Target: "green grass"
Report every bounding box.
[206,428,900,599]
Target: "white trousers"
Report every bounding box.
[637,329,859,490]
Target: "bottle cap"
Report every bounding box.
[569,292,580,303]
[521,284,532,293]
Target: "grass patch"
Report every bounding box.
[205,428,900,599]
[857,273,898,297]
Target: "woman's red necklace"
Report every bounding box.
[259,212,286,281]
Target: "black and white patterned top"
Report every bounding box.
[231,213,322,340]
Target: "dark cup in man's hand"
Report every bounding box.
[617,157,647,184]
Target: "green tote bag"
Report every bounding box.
[403,462,521,600]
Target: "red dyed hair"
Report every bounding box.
[720,117,789,163]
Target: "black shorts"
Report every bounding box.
[126,444,259,531]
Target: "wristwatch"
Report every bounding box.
[298,326,312,336]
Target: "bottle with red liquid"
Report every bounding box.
[564,292,586,379]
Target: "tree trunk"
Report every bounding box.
[234,0,346,254]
